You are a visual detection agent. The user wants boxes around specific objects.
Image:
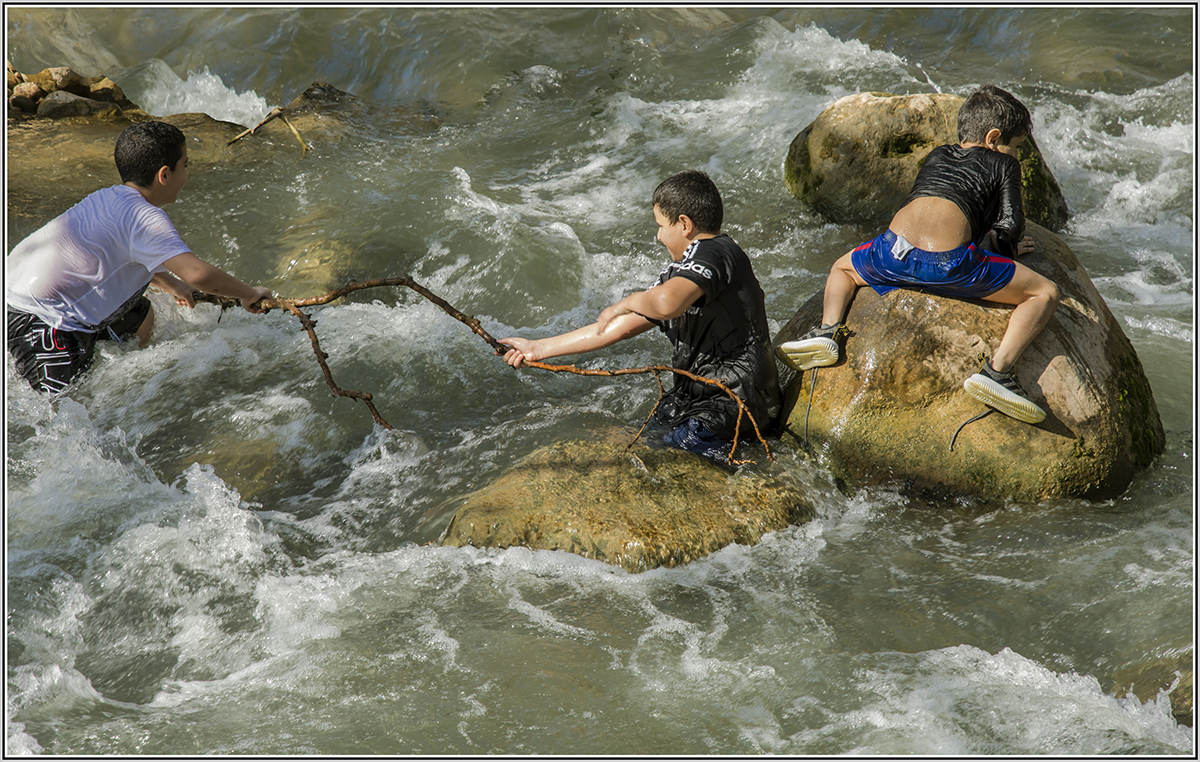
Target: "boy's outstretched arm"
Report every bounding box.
[597,278,704,329]
[163,252,273,313]
[501,311,654,368]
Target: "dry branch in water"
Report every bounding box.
[227,107,308,156]
[190,278,772,463]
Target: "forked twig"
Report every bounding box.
[275,297,393,430]
[227,106,308,156]
[279,114,309,156]
[227,108,283,145]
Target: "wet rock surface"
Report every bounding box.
[773,222,1163,503]
[439,439,813,573]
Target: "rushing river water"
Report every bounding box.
[5,6,1195,756]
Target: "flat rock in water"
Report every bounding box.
[35,90,121,119]
[439,439,813,573]
[774,222,1163,502]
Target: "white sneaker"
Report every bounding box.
[963,361,1046,424]
[776,323,845,371]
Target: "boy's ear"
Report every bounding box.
[154,164,172,186]
[983,128,1004,150]
[677,214,697,238]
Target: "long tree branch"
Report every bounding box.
[188,278,773,462]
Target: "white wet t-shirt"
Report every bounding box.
[5,184,192,331]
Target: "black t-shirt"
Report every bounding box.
[903,144,1025,257]
[647,235,782,441]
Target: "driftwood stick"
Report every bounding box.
[254,278,510,353]
[279,113,309,156]
[187,278,773,462]
[226,107,308,156]
[226,107,284,146]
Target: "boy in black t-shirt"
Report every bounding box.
[777,85,1059,424]
[500,170,781,462]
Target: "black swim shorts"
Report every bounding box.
[6,296,151,395]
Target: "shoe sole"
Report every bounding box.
[963,374,1046,424]
[775,338,839,371]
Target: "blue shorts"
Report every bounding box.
[850,229,1016,299]
[664,418,732,464]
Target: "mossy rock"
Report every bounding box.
[774,222,1162,502]
[439,439,813,572]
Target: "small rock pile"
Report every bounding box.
[7,60,139,119]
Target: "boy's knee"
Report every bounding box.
[1041,279,1060,308]
[830,252,856,277]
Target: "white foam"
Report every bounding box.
[125,60,273,127]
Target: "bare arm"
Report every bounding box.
[163,252,272,313]
[596,278,705,330]
[501,311,655,368]
[150,271,197,307]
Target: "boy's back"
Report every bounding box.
[6,184,192,332]
[899,142,1025,257]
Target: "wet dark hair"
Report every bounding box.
[114,121,186,187]
[957,85,1032,145]
[652,169,723,234]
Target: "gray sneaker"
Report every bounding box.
[963,359,1046,424]
[776,323,846,371]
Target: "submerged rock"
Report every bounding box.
[784,91,1069,231]
[439,439,813,573]
[5,107,244,233]
[1111,655,1194,727]
[237,80,443,148]
[773,222,1163,502]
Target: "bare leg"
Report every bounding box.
[980,262,1059,371]
[136,304,155,348]
[777,251,867,371]
[822,251,869,326]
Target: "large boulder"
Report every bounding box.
[784,91,1070,231]
[773,222,1163,503]
[439,439,813,572]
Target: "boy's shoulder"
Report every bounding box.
[923,144,1021,189]
[691,234,747,259]
[935,143,1019,167]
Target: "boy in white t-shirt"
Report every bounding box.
[6,121,273,395]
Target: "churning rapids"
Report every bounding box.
[5,7,1194,756]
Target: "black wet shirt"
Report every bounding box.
[903,144,1025,257]
[647,235,782,441]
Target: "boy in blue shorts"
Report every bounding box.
[777,85,1059,424]
[500,170,782,463]
[6,121,273,396]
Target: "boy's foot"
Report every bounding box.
[776,323,846,371]
[963,359,1046,424]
